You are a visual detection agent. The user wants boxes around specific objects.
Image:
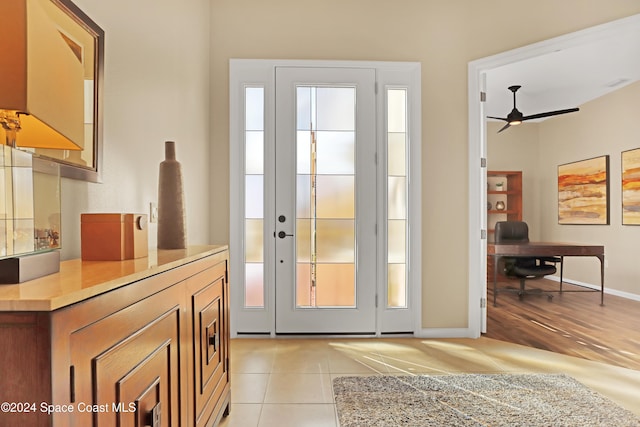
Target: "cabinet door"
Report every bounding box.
[0,313,51,427]
[189,261,229,427]
[69,285,185,427]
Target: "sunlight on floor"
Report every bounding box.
[219,337,640,427]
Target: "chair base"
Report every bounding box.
[499,279,554,302]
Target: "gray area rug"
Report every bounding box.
[333,374,640,426]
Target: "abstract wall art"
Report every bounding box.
[558,155,609,225]
[622,148,640,225]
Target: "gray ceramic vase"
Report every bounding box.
[157,140,187,249]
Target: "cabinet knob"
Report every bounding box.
[208,332,219,351]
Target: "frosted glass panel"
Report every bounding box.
[296,175,311,218]
[316,264,355,307]
[387,89,406,133]
[297,86,312,130]
[243,87,265,309]
[388,132,406,176]
[245,263,264,307]
[388,176,406,220]
[297,131,311,174]
[296,263,312,307]
[316,131,354,174]
[293,84,358,310]
[245,175,264,218]
[316,219,354,262]
[386,88,408,312]
[296,219,311,262]
[245,131,264,174]
[245,219,263,262]
[316,176,354,219]
[388,264,407,308]
[245,87,264,131]
[316,87,355,131]
[388,220,406,263]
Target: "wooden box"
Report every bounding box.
[81,213,148,260]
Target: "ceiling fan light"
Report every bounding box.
[509,120,522,126]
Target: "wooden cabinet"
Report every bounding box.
[487,171,522,281]
[0,246,230,427]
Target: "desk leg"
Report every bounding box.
[559,256,564,293]
[493,256,500,306]
[597,254,605,306]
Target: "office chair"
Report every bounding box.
[494,221,557,301]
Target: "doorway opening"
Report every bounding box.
[468,14,640,336]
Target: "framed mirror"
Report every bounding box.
[33,0,104,182]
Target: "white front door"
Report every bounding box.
[230,59,421,337]
[274,67,377,333]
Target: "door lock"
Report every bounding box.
[278,231,293,239]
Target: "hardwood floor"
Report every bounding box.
[485,278,640,371]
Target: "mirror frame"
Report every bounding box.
[34,0,104,183]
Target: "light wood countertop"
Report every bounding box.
[0,245,228,312]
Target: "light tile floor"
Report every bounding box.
[219,337,640,427]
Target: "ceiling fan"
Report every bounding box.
[488,85,579,133]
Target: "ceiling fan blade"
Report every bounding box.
[487,116,508,122]
[497,122,511,133]
[522,108,579,121]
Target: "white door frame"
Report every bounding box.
[467,14,640,337]
[230,59,421,337]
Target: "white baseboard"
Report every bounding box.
[547,275,640,302]
[415,328,475,339]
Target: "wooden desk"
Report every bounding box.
[488,242,605,306]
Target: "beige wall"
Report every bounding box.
[487,122,542,240]
[538,81,640,296]
[210,1,640,329]
[60,0,212,258]
[56,1,640,331]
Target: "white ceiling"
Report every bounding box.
[484,17,640,122]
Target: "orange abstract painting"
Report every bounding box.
[622,148,640,225]
[558,156,609,224]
